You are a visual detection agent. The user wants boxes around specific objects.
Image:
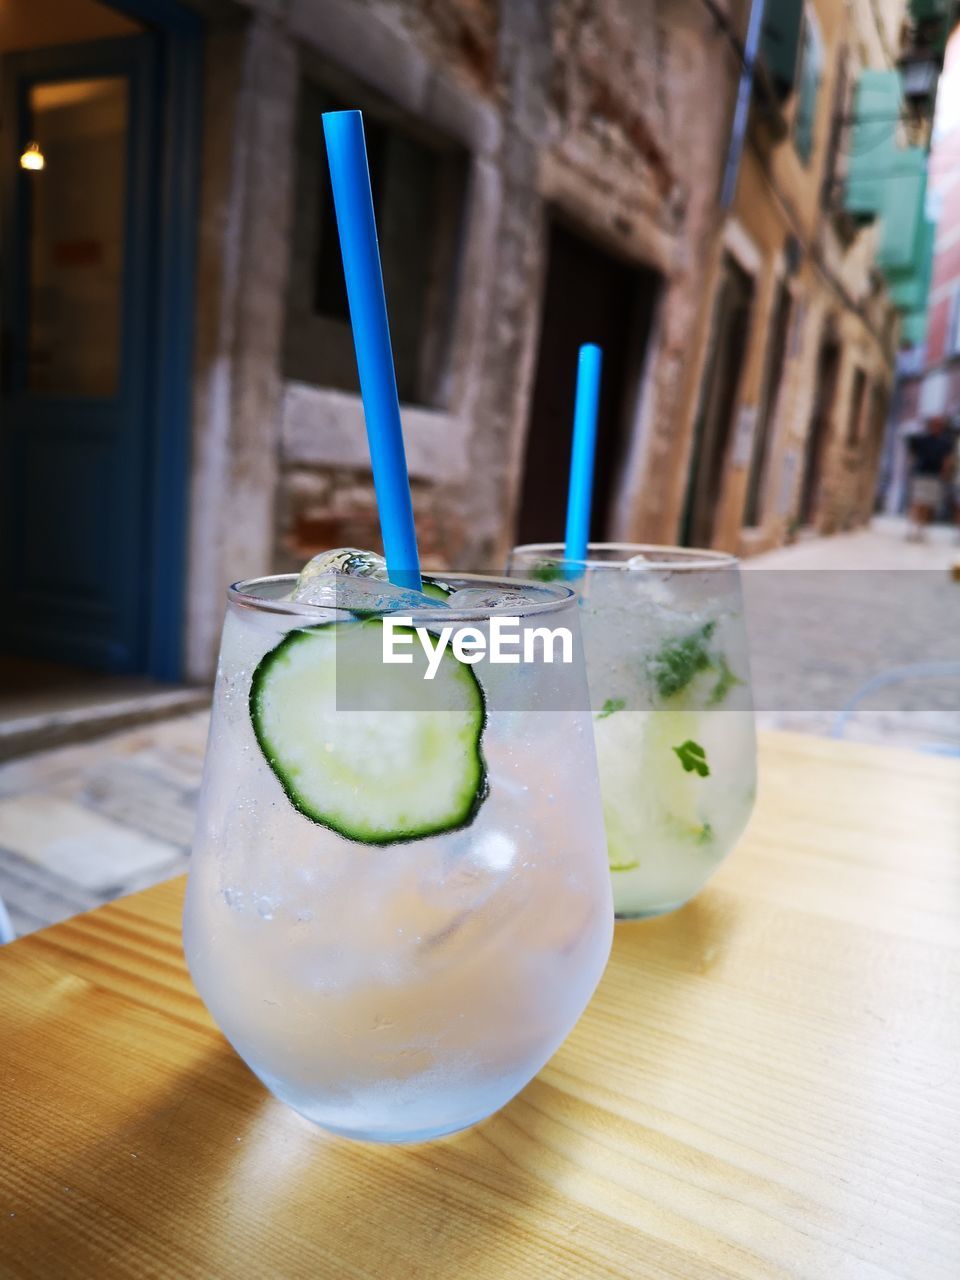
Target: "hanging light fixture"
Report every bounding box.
[20,141,45,171]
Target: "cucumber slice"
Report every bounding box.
[421,579,451,600]
[250,620,487,845]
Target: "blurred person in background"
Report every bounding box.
[906,415,953,541]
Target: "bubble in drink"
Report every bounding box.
[446,587,545,611]
[293,571,449,612]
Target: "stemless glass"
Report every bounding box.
[507,545,757,919]
[183,572,613,1143]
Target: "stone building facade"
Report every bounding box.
[0,0,910,684]
[186,0,906,676]
[889,20,960,489]
[673,0,905,555]
[184,0,751,679]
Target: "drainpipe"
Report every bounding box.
[720,0,768,208]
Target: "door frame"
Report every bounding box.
[514,213,662,547]
[799,325,841,527]
[743,270,794,530]
[1,34,161,673]
[680,250,756,547]
[107,0,203,681]
[0,1,202,681]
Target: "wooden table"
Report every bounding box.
[3,731,959,1279]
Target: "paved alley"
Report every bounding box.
[0,713,207,939]
[745,517,960,748]
[1,518,957,940]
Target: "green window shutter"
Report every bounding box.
[793,13,823,164]
[882,205,934,333]
[844,71,904,220]
[877,149,927,273]
[908,0,950,22]
[900,309,927,346]
[760,0,805,95]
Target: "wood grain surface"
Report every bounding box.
[2,730,959,1279]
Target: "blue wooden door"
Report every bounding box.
[1,36,160,673]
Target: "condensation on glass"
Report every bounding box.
[27,77,128,397]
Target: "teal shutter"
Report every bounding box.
[908,0,951,21]
[887,218,935,311]
[901,310,927,345]
[760,0,805,94]
[845,71,904,220]
[877,149,927,273]
[793,14,823,163]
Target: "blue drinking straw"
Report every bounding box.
[321,110,422,591]
[564,343,603,566]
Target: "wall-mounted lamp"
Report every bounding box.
[20,142,45,171]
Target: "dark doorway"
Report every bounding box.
[515,220,660,546]
[863,382,889,515]
[744,278,792,527]
[681,253,754,547]
[799,330,841,525]
[0,0,201,679]
[845,366,866,446]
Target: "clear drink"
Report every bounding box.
[183,569,613,1143]
[507,545,756,918]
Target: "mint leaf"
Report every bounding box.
[672,739,710,777]
[709,654,743,706]
[649,621,716,700]
[597,697,626,719]
[531,560,562,582]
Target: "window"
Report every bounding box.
[947,286,960,357]
[821,48,849,211]
[793,8,824,165]
[760,0,804,98]
[744,279,792,527]
[284,82,469,407]
[846,367,866,446]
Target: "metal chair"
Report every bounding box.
[831,663,960,757]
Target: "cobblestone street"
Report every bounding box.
[0,713,207,939]
[747,517,960,748]
[1,519,957,939]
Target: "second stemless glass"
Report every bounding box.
[507,544,757,919]
[183,572,613,1143]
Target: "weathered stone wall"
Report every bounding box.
[679,0,902,555]
[185,11,297,680]
[183,0,902,678]
[265,0,741,575]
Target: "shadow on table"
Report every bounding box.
[16,1030,586,1278]
[13,894,742,1277]
[619,889,740,976]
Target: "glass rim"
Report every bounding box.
[510,542,740,572]
[228,572,580,622]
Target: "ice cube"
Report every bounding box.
[446,587,541,612]
[294,572,449,613]
[296,547,387,593]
